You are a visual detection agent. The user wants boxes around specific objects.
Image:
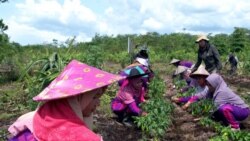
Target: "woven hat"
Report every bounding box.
[195,35,209,43]
[169,59,180,65]
[190,65,210,78]
[33,60,125,101]
[174,65,188,75]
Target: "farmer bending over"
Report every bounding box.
[169,58,193,78]
[225,52,238,75]
[111,68,148,126]
[118,51,154,102]
[174,73,250,131]
[172,65,210,105]
[169,58,193,68]
[8,60,124,141]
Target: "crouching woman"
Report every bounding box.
[111,68,148,123]
[178,73,249,130]
[205,73,249,130]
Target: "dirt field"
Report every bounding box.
[1,74,250,141]
[93,74,250,141]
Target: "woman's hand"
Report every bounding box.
[182,102,191,110]
[141,111,148,116]
[171,96,179,103]
[178,88,183,93]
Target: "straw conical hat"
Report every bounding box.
[190,65,210,77]
[195,35,209,43]
[174,65,188,75]
[169,59,180,65]
[33,60,125,101]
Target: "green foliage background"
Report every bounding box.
[1,23,250,140]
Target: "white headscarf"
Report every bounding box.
[135,57,149,67]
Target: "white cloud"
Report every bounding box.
[5,0,99,45]
[2,0,250,45]
[16,0,97,24]
[6,20,68,45]
[142,17,163,30]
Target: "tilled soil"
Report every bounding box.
[94,75,218,141]
[162,76,217,141]
[1,74,250,141]
[94,116,142,141]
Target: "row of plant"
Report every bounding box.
[134,73,174,140]
[173,79,250,141]
[2,27,250,83]
[201,117,250,141]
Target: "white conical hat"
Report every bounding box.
[169,58,180,65]
[190,65,210,77]
[174,65,188,75]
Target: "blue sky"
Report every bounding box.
[1,0,250,45]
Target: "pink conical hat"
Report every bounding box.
[33,60,125,101]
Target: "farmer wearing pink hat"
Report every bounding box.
[8,60,124,141]
[111,68,148,126]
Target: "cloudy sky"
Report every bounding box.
[1,0,250,45]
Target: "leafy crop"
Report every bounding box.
[189,99,214,116]
[200,117,250,141]
[134,73,174,139]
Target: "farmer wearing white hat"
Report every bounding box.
[172,65,210,107]
[172,65,194,92]
[8,60,125,141]
[192,35,222,73]
[169,58,193,68]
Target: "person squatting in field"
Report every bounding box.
[171,65,210,107]
[174,73,250,131]
[118,49,154,102]
[8,60,124,141]
[169,58,193,68]
[111,67,149,125]
[172,65,195,92]
[169,58,193,79]
[192,35,222,74]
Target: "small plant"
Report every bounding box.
[176,87,196,97]
[20,52,67,110]
[173,77,186,90]
[134,74,174,139]
[189,99,215,116]
[200,117,250,141]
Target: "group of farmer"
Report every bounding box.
[7,35,249,141]
[170,35,249,132]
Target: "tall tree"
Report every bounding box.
[0,19,8,33]
[230,27,249,52]
[212,34,230,55]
